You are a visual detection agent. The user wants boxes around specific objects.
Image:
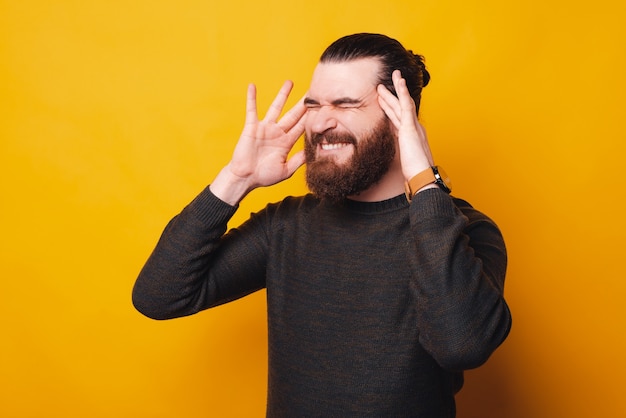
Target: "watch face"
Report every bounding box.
[433,166,452,193]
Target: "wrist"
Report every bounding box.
[404,166,452,201]
[210,164,254,206]
[413,183,439,194]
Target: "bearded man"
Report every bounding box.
[133,33,512,417]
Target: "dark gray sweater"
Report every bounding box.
[133,187,511,417]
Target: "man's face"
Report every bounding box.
[303,58,397,201]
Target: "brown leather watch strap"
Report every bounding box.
[404,167,436,201]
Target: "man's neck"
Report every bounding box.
[348,165,406,202]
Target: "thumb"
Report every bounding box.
[285,150,306,178]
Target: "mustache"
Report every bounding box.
[307,132,357,147]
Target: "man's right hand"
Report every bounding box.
[210,80,307,206]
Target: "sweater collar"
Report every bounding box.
[327,193,409,214]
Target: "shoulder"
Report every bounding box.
[264,193,320,216]
[238,194,319,239]
[451,195,506,249]
[452,196,498,225]
[244,194,319,227]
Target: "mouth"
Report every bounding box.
[306,132,356,164]
[320,142,351,151]
[316,141,354,164]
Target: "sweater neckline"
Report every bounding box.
[332,193,409,214]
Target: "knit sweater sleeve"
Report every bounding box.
[408,188,511,371]
[132,186,269,320]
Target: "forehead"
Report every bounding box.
[307,58,382,101]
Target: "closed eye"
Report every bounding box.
[303,98,321,109]
[303,97,364,110]
[331,98,363,108]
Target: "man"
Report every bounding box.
[133,33,512,417]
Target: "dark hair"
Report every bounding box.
[320,33,430,114]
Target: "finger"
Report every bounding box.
[285,149,306,178]
[245,83,258,124]
[377,85,401,129]
[277,96,307,133]
[284,117,305,150]
[392,70,417,114]
[263,80,294,122]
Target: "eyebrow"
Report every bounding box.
[303,97,364,106]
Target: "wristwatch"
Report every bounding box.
[404,166,452,201]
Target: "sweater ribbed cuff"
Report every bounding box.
[187,185,239,226]
[410,188,457,220]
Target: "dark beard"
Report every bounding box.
[304,117,396,203]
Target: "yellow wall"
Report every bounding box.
[1,1,624,416]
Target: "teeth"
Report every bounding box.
[321,143,349,150]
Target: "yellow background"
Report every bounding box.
[1,0,625,417]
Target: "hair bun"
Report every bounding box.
[411,53,430,88]
[421,67,430,88]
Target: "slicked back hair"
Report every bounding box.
[320,33,430,115]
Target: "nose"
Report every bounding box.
[307,105,338,135]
